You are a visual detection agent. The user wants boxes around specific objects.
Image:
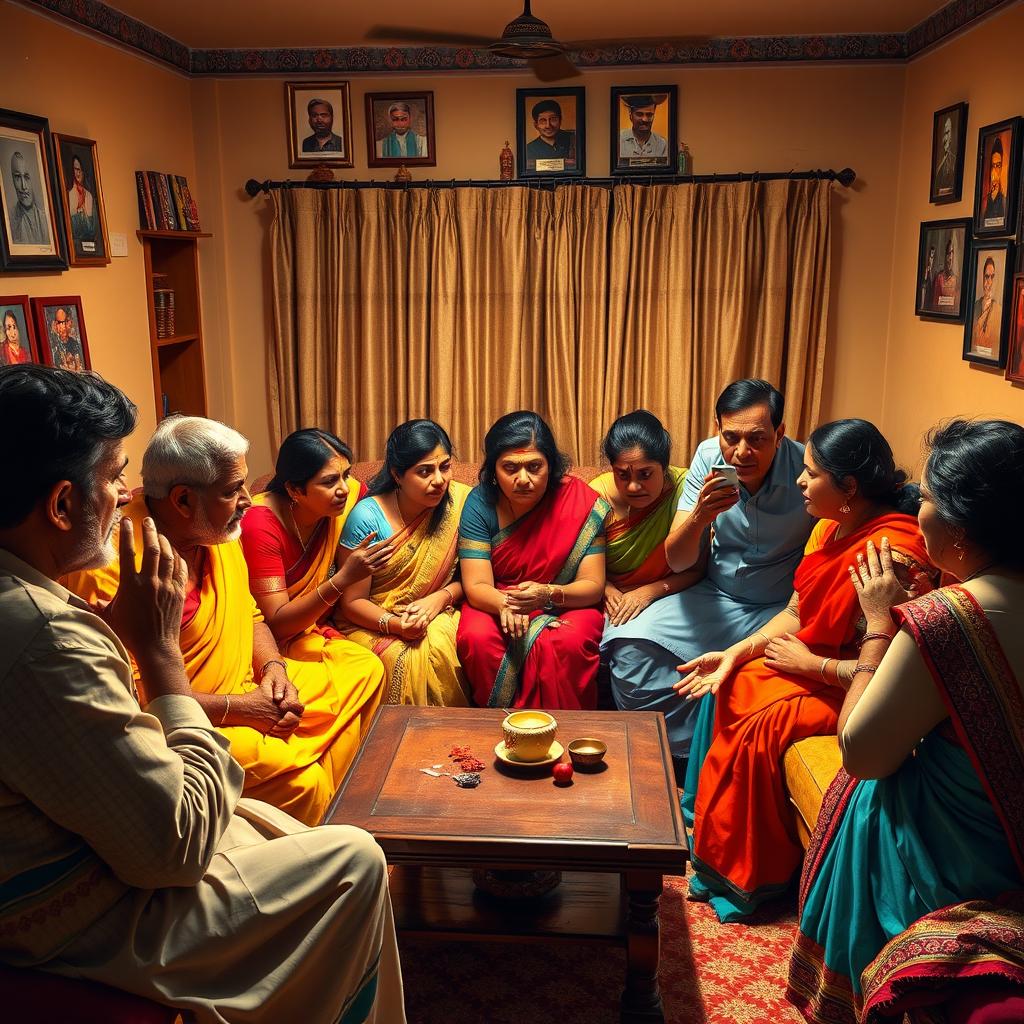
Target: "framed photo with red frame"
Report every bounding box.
[0,295,40,365]
[30,295,91,372]
[1005,274,1024,384]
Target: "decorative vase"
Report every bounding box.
[394,164,412,182]
[500,141,514,181]
[307,164,335,183]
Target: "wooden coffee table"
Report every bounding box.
[326,706,689,1023]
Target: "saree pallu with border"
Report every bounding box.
[457,476,610,709]
[788,586,1024,1024]
[68,495,381,827]
[592,466,686,588]
[338,483,470,707]
[690,514,933,922]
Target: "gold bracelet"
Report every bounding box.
[220,693,231,726]
[552,585,565,606]
[755,630,771,646]
[259,659,287,679]
[819,657,833,680]
[442,585,455,609]
[853,663,879,675]
[858,631,894,647]
[327,574,344,597]
[315,583,332,605]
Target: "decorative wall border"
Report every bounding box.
[15,0,1015,77]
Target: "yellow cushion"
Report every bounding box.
[783,735,842,848]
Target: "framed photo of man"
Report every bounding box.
[915,218,970,321]
[929,102,967,204]
[972,118,1020,238]
[54,134,111,267]
[0,296,39,366]
[285,83,353,169]
[365,92,435,168]
[31,296,91,372]
[962,241,1014,368]
[610,85,677,176]
[516,88,585,179]
[1005,275,1024,384]
[0,108,68,271]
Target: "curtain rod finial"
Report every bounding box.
[245,179,266,197]
[837,167,856,187]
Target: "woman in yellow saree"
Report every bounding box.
[336,420,471,706]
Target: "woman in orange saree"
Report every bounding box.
[457,411,609,710]
[336,419,471,707]
[677,420,935,922]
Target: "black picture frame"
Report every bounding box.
[610,85,678,177]
[972,117,1021,238]
[962,240,1014,368]
[516,87,585,179]
[929,102,968,204]
[365,92,436,168]
[0,107,68,271]
[915,218,971,322]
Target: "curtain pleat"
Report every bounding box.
[269,179,831,468]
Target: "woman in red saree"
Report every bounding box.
[457,411,609,709]
[787,419,1024,1024]
[677,419,935,922]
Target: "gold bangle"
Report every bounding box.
[858,631,894,647]
[220,693,231,726]
[552,585,565,606]
[442,585,455,609]
[259,659,287,679]
[853,663,879,675]
[315,583,332,605]
[327,574,344,597]
[819,657,833,680]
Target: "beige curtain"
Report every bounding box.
[269,178,830,467]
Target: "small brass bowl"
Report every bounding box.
[567,738,607,769]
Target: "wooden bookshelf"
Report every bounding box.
[138,230,212,420]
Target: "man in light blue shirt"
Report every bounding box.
[603,380,814,788]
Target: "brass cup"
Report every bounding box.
[502,711,558,762]
[567,738,608,769]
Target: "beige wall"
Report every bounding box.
[14,1,1020,484]
[881,4,1024,473]
[5,3,197,477]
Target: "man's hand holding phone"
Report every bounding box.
[692,463,741,526]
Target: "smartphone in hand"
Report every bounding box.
[710,463,739,489]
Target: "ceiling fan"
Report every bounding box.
[367,1,579,81]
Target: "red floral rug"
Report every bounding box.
[401,874,804,1023]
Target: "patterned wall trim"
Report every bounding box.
[15,0,1015,77]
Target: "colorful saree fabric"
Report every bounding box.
[788,584,1024,1024]
[689,513,933,923]
[66,495,383,827]
[335,483,471,707]
[590,466,686,588]
[457,475,610,709]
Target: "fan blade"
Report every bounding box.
[529,52,581,82]
[365,25,494,47]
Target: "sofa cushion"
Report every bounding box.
[783,735,843,848]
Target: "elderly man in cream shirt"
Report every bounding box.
[0,364,405,1023]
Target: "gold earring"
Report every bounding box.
[839,502,851,514]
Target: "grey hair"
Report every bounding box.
[142,415,249,498]
[388,101,412,117]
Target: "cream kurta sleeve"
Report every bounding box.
[0,587,243,890]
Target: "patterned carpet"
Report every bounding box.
[402,874,805,1023]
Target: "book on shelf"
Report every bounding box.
[138,171,202,232]
[135,171,156,230]
[157,174,179,231]
[175,175,201,231]
[146,171,168,229]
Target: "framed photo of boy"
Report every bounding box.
[0,296,39,366]
[962,241,1014,368]
[972,117,1020,238]
[915,218,970,321]
[929,102,967,204]
[365,92,435,168]
[1005,275,1024,384]
[31,296,91,372]
[516,88,585,179]
[610,85,677,176]
[54,134,111,266]
[285,83,353,169]
[0,108,67,271]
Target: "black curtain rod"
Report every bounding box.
[244,167,855,197]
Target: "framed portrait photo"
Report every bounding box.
[929,102,968,204]
[0,295,39,366]
[365,92,435,168]
[1005,275,1024,384]
[0,108,67,271]
[610,85,677,176]
[54,134,111,266]
[31,296,91,373]
[285,82,353,169]
[916,218,970,321]
[973,118,1021,238]
[516,87,585,179]
[962,241,1014,368]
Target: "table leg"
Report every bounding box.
[620,871,664,1024]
